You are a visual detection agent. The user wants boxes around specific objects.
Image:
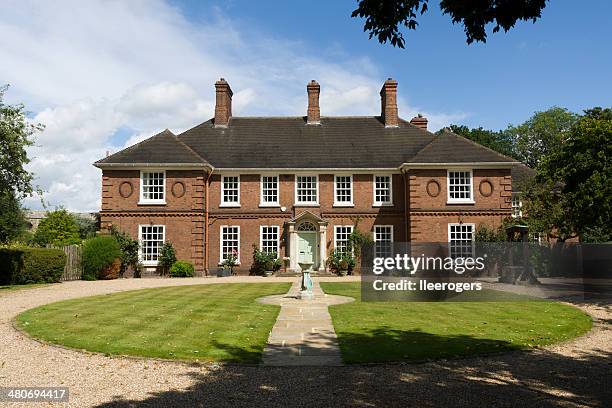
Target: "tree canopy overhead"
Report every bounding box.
[351,0,548,48]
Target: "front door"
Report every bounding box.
[297,232,317,271]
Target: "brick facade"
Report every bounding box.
[99,169,511,275]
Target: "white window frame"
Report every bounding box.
[295,175,319,206]
[139,170,166,205]
[373,174,393,206]
[334,225,354,256]
[511,192,523,218]
[138,224,165,266]
[220,225,240,265]
[447,169,475,204]
[333,174,354,207]
[373,225,394,258]
[260,225,280,256]
[260,174,280,207]
[447,223,475,259]
[220,175,240,207]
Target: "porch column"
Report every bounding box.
[318,224,327,272]
[288,222,298,272]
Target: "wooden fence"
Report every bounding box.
[49,245,83,281]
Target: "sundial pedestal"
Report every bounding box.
[300,270,314,300]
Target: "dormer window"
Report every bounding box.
[447,170,474,204]
[139,171,166,204]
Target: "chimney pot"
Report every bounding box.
[306,80,320,125]
[380,78,399,127]
[214,78,233,127]
[410,114,428,130]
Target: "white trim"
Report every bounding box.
[138,224,165,266]
[259,225,280,256]
[447,223,476,258]
[260,174,280,207]
[373,225,394,242]
[333,174,354,207]
[139,170,166,205]
[96,163,212,171]
[221,174,241,207]
[401,162,516,171]
[511,192,523,218]
[295,174,319,206]
[214,168,401,173]
[333,225,354,252]
[372,174,394,206]
[447,169,475,204]
[219,225,241,265]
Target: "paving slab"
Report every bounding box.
[257,278,354,366]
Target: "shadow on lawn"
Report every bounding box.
[95,330,611,408]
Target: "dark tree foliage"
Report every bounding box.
[351,0,547,47]
[0,190,28,243]
[448,124,518,159]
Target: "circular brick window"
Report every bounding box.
[479,180,494,197]
[426,180,441,197]
[119,181,133,198]
[172,181,186,198]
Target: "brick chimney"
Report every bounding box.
[214,78,233,127]
[306,80,320,125]
[380,78,399,128]
[410,114,428,130]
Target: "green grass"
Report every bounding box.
[321,282,592,364]
[16,283,290,363]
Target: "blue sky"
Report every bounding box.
[0,0,610,211]
[173,0,611,130]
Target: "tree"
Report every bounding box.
[524,108,612,242]
[0,85,43,198]
[73,215,98,239]
[351,0,547,48]
[448,125,518,159]
[507,107,578,168]
[33,209,81,246]
[0,190,28,243]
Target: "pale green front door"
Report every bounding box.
[297,232,317,270]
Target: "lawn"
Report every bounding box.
[320,282,592,364]
[16,283,290,363]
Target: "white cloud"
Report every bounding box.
[1,0,467,211]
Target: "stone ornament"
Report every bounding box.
[172,181,186,198]
[119,181,133,198]
[426,180,441,197]
[479,179,494,197]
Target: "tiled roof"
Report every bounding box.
[95,118,519,169]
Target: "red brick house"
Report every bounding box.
[94,78,521,275]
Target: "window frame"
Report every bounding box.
[373,174,393,206]
[511,192,523,218]
[333,174,354,207]
[447,169,475,204]
[447,223,475,259]
[138,224,165,266]
[139,170,166,205]
[219,225,241,265]
[294,175,319,206]
[373,225,394,259]
[260,225,280,256]
[259,174,280,207]
[334,225,354,256]
[220,174,241,207]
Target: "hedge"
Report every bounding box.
[0,247,66,285]
[169,260,195,277]
[82,236,122,280]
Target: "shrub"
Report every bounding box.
[327,249,355,275]
[158,242,177,276]
[250,245,281,276]
[0,247,66,284]
[82,236,121,280]
[169,261,195,277]
[32,209,81,246]
[110,226,140,277]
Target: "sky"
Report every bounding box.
[1,0,610,212]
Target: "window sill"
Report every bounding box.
[219,203,241,208]
[333,203,354,208]
[138,201,166,206]
[141,261,159,267]
[295,203,320,207]
[373,202,394,207]
[218,262,241,266]
[259,203,280,208]
[447,200,475,205]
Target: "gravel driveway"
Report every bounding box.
[0,277,610,407]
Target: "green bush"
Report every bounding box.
[82,236,121,280]
[169,261,195,277]
[158,242,177,276]
[0,247,66,284]
[250,245,282,276]
[33,209,81,246]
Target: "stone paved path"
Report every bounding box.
[258,278,354,366]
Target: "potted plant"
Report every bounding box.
[220,249,238,276]
[264,259,275,277]
[338,258,349,276]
